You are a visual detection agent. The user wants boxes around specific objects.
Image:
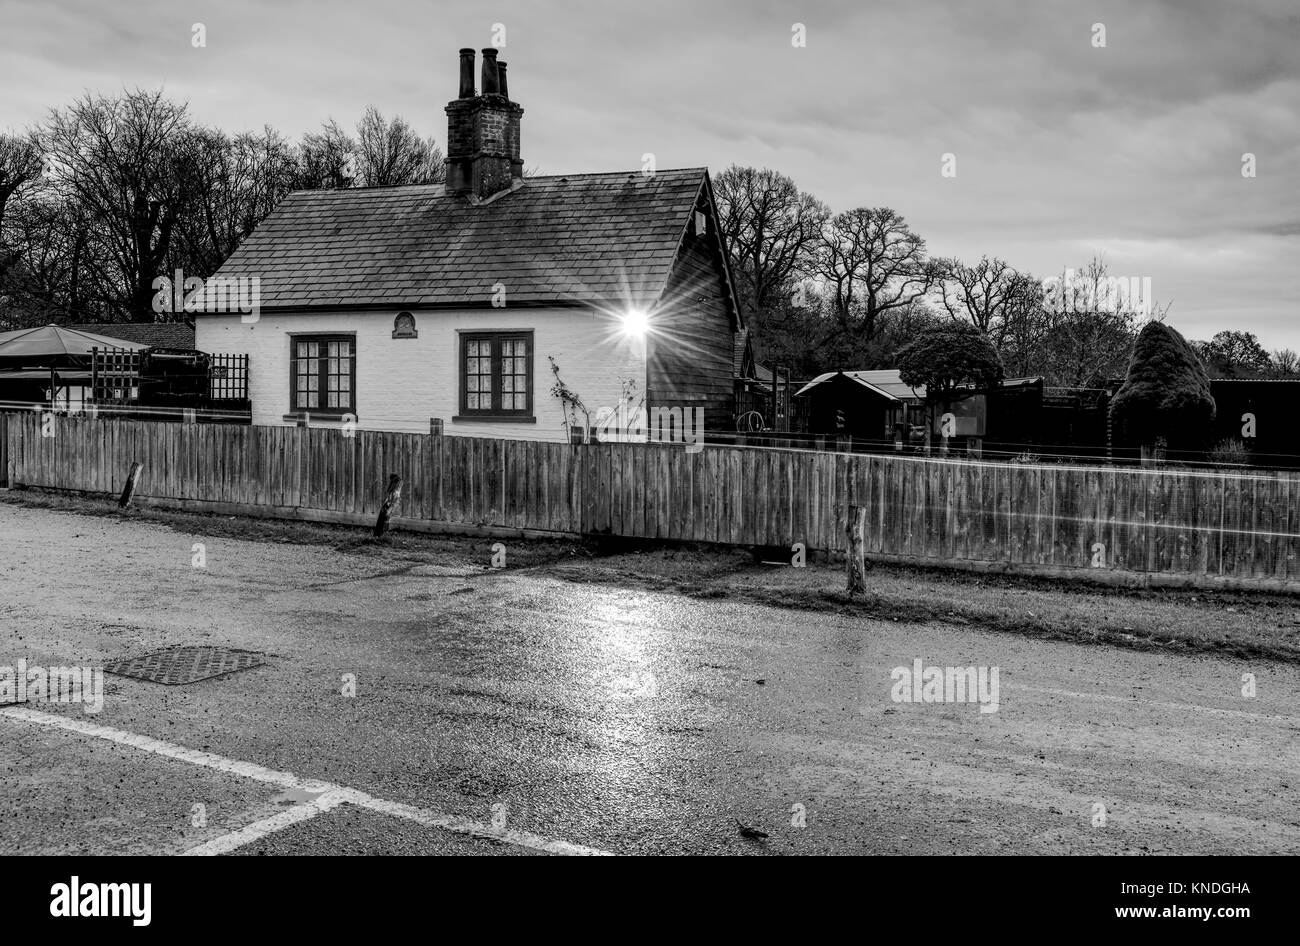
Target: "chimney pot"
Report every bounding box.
[458,48,475,97]
[481,47,500,95]
[447,47,523,199]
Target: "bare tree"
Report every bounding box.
[355,107,445,186]
[0,131,43,231]
[41,89,198,320]
[997,271,1049,377]
[3,90,454,328]
[1,189,95,323]
[295,119,357,190]
[816,207,938,341]
[174,126,300,276]
[1270,348,1300,378]
[935,256,1017,341]
[1037,257,1141,387]
[935,258,1052,377]
[713,165,828,312]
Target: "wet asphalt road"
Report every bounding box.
[1,502,1298,855]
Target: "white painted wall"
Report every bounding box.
[195,308,647,441]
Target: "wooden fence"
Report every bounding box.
[5,413,1300,590]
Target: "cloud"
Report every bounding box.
[2,0,1296,346]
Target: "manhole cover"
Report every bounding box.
[104,646,266,685]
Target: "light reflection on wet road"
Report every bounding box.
[2,503,1298,855]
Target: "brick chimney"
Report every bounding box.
[445,48,525,200]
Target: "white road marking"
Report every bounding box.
[332,789,603,857]
[180,790,350,856]
[1,705,613,857]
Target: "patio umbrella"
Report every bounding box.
[0,324,150,410]
[0,324,150,365]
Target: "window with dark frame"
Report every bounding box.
[291,335,355,414]
[460,332,533,418]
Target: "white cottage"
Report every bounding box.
[194,48,743,442]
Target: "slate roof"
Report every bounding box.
[797,371,1045,400]
[196,169,711,312]
[796,370,926,401]
[64,322,195,349]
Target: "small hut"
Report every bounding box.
[794,370,927,441]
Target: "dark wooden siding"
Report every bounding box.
[646,194,737,431]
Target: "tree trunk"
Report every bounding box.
[845,504,870,597]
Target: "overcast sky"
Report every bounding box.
[3,0,1297,347]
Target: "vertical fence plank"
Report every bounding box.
[1285,476,1300,582]
[1220,473,1240,577]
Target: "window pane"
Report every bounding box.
[293,336,356,412]
[463,335,529,413]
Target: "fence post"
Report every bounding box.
[374,473,402,537]
[428,419,444,520]
[846,504,869,596]
[118,460,143,508]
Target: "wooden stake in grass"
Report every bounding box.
[117,461,142,508]
[846,504,870,597]
[374,473,402,537]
